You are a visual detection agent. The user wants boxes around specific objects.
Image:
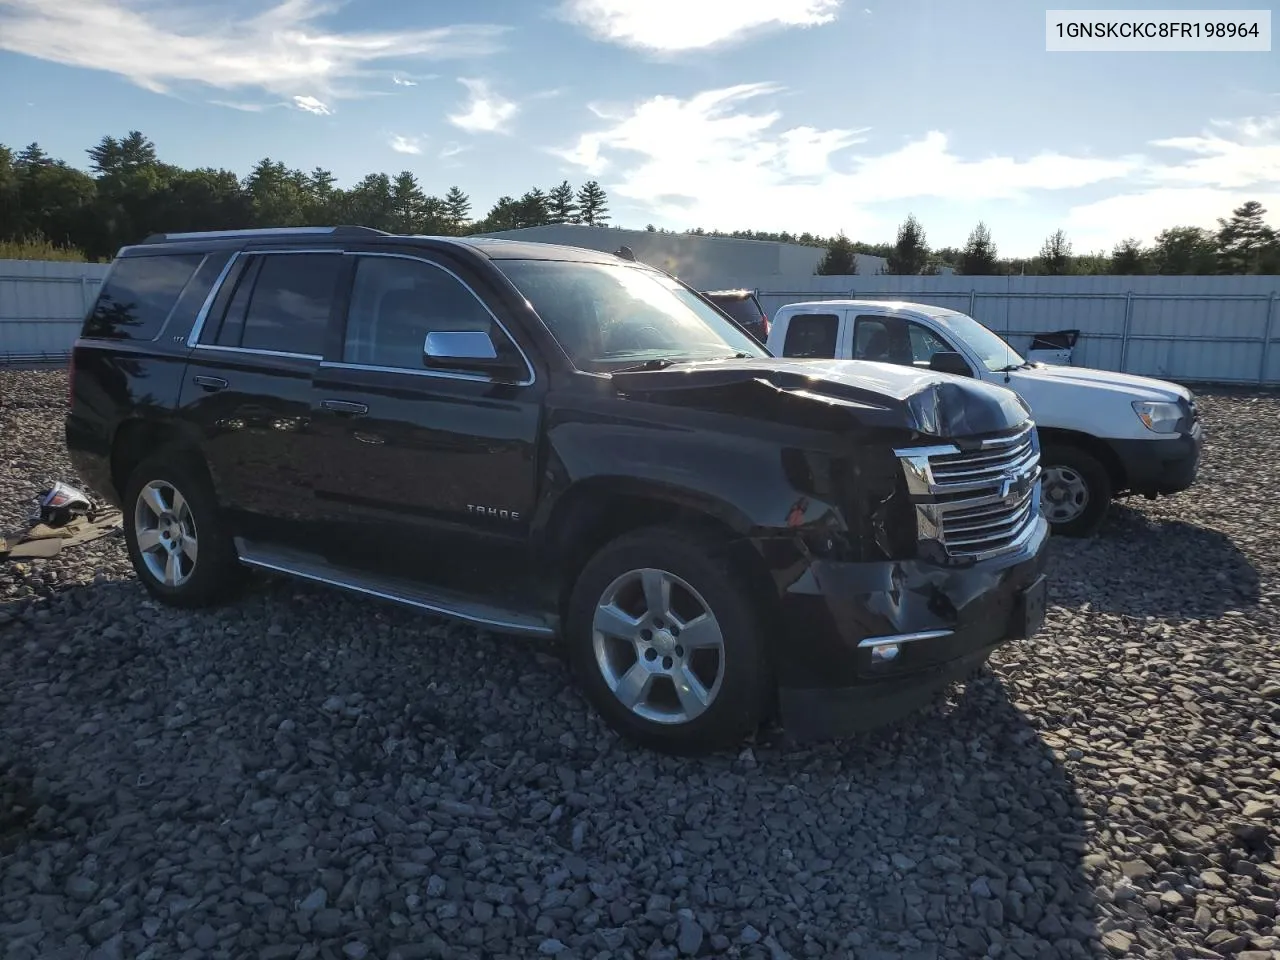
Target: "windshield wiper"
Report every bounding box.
[611,353,755,374]
[610,357,682,373]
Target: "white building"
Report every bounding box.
[473,224,889,289]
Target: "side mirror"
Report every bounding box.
[423,330,515,375]
[928,351,973,378]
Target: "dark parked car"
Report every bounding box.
[701,288,770,342]
[67,226,1049,754]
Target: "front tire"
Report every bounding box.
[565,526,772,755]
[122,453,243,608]
[1040,444,1112,537]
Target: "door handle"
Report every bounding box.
[193,375,228,392]
[321,399,369,416]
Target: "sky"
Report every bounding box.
[0,0,1277,257]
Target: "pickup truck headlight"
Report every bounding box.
[1132,400,1183,434]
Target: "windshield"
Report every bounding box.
[932,310,1026,372]
[494,260,770,372]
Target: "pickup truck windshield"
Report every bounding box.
[494,259,769,372]
[932,310,1027,372]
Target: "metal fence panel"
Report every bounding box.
[0,259,110,363]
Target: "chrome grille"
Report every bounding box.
[894,424,1043,560]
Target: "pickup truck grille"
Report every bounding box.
[894,424,1043,561]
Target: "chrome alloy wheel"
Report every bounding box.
[1041,464,1089,524]
[591,567,726,725]
[133,479,199,587]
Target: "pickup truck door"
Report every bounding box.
[307,249,545,604]
[775,307,852,359]
[850,312,963,371]
[177,247,343,553]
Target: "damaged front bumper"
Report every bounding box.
[772,515,1049,742]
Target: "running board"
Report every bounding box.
[234,539,558,638]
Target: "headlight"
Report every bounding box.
[1132,400,1183,434]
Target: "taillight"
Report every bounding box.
[762,314,771,338]
[67,351,76,404]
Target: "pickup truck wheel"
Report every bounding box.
[566,527,771,755]
[122,455,243,608]
[1040,445,1112,537]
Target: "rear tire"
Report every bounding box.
[565,525,772,755]
[1040,444,1112,538]
[122,453,244,608]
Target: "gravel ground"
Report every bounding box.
[1,367,1278,960]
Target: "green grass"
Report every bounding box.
[0,236,90,262]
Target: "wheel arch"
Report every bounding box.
[536,477,776,623]
[110,417,213,502]
[1036,426,1128,492]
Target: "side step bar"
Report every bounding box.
[234,538,558,639]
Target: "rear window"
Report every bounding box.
[711,296,763,327]
[82,254,204,341]
[782,313,840,358]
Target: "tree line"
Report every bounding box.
[0,131,612,262]
[1,130,1277,277]
[812,203,1280,276]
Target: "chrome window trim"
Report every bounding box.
[317,360,491,383]
[185,251,241,347]
[191,344,322,362]
[338,250,537,388]
[185,248,343,348]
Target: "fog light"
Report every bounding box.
[870,643,900,664]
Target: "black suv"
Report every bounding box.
[66,226,1049,754]
[701,289,769,342]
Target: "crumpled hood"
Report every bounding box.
[612,358,1031,439]
[1008,363,1191,403]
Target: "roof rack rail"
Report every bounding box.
[139,225,391,244]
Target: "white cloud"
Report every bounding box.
[439,142,470,159]
[1064,188,1280,251]
[1062,116,1280,249]
[447,78,518,134]
[393,75,418,87]
[558,0,841,52]
[0,0,506,103]
[292,95,331,116]
[389,135,424,155]
[556,84,1139,239]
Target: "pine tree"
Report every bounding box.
[548,180,579,224]
[576,180,609,226]
[515,188,550,228]
[443,186,471,234]
[958,221,999,275]
[1216,200,1276,274]
[1038,229,1072,275]
[815,232,858,275]
[885,214,929,275]
[390,171,427,234]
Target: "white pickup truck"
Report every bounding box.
[764,299,1203,537]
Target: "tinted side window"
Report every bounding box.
[853,315,906,363]
[342,256,512,370]
[238,254,340,356]
[166,251,232,341]
[781,313,839,358]
[82,254,204,341]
